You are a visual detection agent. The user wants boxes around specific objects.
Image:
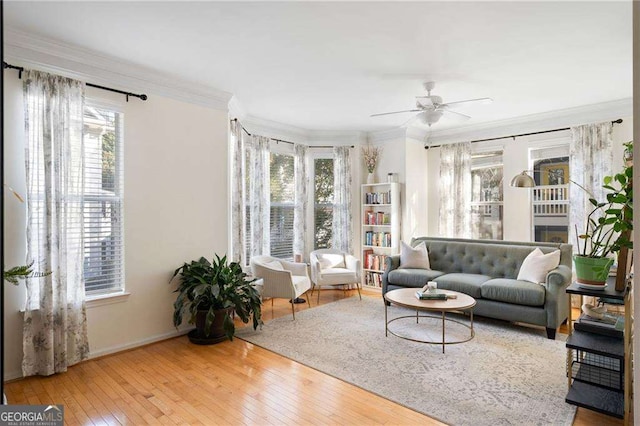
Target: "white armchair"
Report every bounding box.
[310,249,362,303]
[250,255,312,319]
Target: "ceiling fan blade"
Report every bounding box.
[441,97,493,109]
[415,97,434,107]
[370,109,422,117]
[442,109,471,120]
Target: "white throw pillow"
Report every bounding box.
[317,253,345,269]
[399,241,431,269]
[516,248,561,284]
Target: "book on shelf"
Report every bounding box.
[363,249,374,269]
[364,271,382,288]
[574,312,624,339]
[364,191,392,205]
[364,231,392,247]
[363,211,391,226]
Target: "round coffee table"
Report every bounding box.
[384,288,476,353]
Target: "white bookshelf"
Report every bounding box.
[361,182,400,291]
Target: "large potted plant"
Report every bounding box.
[574,142,633,286]
[171,254,262,344]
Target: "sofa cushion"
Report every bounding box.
[399,241,430,269]
[481,278,545,307]
[433,273,490,299]
[387,269,445,288]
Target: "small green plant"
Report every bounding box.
[4,261,51,285]
[576,141,633,258]
[171,254,262,341]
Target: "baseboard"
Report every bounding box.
[3,327,192,382]
[4,369,23,382]
[88,328,191,359]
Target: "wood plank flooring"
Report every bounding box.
[5,289,623,425]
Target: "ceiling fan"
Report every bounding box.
[370,81,493,127]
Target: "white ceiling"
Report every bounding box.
[4,1,633,132]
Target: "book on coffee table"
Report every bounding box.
[414,290,457,300]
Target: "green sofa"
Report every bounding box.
[382,237,573,339]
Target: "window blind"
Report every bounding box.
[82,106,125,294]
[270,153,295,259]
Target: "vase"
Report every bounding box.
[573,255,614,286]
[367,172,375,184]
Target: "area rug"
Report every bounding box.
[237,296,576,426]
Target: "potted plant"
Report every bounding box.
[574,142,633,286]
[171,254,262,344]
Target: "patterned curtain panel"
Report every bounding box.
[293,144,309,259]
[248,135,271,256]
[332,146,353,253]
[23,70,89,376]
[230,120,247,265]
[569,122,613,254]
[438,142,472,238]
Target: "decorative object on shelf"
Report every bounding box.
[387,172,398,183]
[171,254,262,344]
[362,145,382,184]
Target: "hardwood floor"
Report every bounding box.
[5,289,623,425]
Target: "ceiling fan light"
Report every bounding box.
[417,110,444,126]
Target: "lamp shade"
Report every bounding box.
[510,171,535,188]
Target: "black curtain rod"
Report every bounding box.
[3,61,148,102]
[231,118,354,148]
[425,118,623,149]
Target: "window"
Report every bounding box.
[314,157,334,249]
[82,105,124,294]
[532,154,570,243]
[270,153,295,259]
[470,151,503,240]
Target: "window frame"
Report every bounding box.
[311,153,335,250]
[82,99,126,297]
[470,149,504,240]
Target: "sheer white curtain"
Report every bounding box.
[569,122,613,253]
[332,146,352,253]
[439,142,472,238]
[23,70,89,376]
[230,120,247,265]
[293,144,309,259]
[247,135,271,256]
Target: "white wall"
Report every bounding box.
[3,71,229,379]
[403,139,429,241]
[424,118,633,240]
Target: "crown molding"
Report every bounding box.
[367,127,407,145]
[4,28,233,110]
[241,115,310,143]
[228,96,247,121]
[426,98,632,146]
[241,115,367,146]
[307,130,367,146]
